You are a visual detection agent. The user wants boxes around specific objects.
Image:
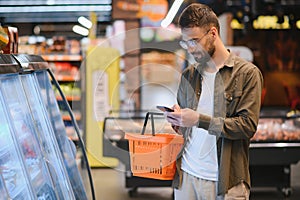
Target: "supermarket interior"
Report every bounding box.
[0,0,300,199]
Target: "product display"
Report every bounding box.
[18,36,81,55]
[18,36,83,142]
[0,54,93,199]
[42,54,82,141]
[249,107,300,197]
[252,118,300,141]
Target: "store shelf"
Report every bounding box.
[55,76,80,82]
[56,96,81,101]
[62,114,81,121]
[41,54,82,62]
[42,53,83,143]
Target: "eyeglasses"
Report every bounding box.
[179,29,211,50]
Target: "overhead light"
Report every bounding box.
[2,1,112,5]
[46,0,55,5]
[0,5,112,13]
[161,0,184,28]
[78,16,93,29]
[72,25,89,36]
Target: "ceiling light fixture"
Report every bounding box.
[72,25,89,36]
[161,0,184,28]
[78,16,93,29]
[0,5,112,13]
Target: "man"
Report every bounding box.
[165,3,263,200]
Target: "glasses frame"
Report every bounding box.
[179,29,211,50]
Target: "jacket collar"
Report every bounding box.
[223,51,235,68]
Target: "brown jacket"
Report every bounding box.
[172,52,263,195]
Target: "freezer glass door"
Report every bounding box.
[35,70,89,200]
[0,81,35,200]
[0,173,9,200]
[0,74,58,199]
[20,73,76,200]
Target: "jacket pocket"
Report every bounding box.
[224,90,243,117]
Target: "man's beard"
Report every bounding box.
[193,43,216,66]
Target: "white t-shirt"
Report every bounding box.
[181,71,218,181]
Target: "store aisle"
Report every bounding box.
[91,167,173,200]
[89,162,300,200]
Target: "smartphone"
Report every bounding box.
[156,105,174,112]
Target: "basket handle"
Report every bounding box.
[141,112,164,136]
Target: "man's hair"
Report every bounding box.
[178,3,220,33]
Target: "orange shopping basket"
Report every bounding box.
[125,112,184,180]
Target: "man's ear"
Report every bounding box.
[211,27,218,38]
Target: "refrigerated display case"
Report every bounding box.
[0,54,94,199]
[249,107,300,197]
[0,86,36,199]
[0,173,9,200]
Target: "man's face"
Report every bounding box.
[181,27,215,65]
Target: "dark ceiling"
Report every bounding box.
[1,0,299,24]
[0,0,112,24]
[0,0,112,37]
[0,0,299,38]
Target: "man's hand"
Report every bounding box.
[165,106,199,127]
